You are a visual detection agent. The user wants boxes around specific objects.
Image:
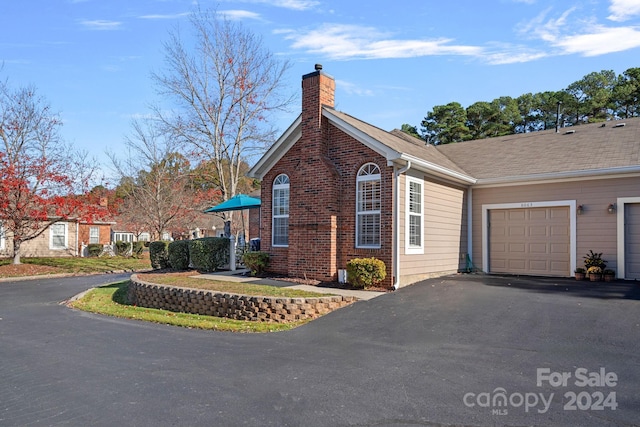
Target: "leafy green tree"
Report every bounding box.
[421,102,470,144]
[613,67,640,118]
[400,123,420,139]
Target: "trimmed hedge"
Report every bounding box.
[115,241,132,256]
[149,241,170,270]
[168,240,190,270]
[87,243,103,257]
[189,237,229,272]
[346,257,387,289]
[132,241,145,258]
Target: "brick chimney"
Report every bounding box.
[287,64,339,281]
[301,64,335,135]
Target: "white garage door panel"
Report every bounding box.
[489,207,570,276]
[625,203,640,280]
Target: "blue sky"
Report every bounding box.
[2,0,640,179]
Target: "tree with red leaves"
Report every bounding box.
[0,78,102,264]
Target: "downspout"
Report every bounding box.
[466,187,473,271]
[75,221,79,257]
[393,161,411,290]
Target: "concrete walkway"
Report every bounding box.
[195,269,386,301]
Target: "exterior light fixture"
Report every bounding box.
[577,205,584,215]
[608,203,616,214]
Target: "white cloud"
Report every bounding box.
[607,0,640,21]
[336,79,374,96]
[80,20,123,31]
[228,0,319,11]
[554,25,640,55]
[139,12,190,20]
[219,10,262,21]
[518,6,640,57]
[281,24,483,60]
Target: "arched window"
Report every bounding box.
[356,163,381,248]
[272,174,290,247]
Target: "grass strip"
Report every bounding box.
[70,281,307,333]
[140,273,332,298]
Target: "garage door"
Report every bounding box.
[625,203,640,280]
[489,207,570,276]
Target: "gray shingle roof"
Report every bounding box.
[328,108,640,182]
[436,118,640,180]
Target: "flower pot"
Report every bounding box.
[589,273,601,282]
[604,274,615,282]
[575,272,586,281]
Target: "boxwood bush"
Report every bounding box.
[242,251,270,276]
[86,243,103,257]
[149,241,170,270]
[115,241,132,256]
[168,240,190,270]
[188,237,229,272]
[346,257,387,289]
[132,241,145,258]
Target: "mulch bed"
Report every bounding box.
[0,263,62,278]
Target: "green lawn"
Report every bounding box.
[70,281,307,333]
[0,256,151,274]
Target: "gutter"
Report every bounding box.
[393,160,411,290]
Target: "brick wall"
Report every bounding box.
[257,67,394,288]
[128,274,356,323]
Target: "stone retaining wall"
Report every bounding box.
[128,274,357,323]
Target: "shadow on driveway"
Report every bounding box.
[453,273,640,300]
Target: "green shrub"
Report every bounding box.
[149,241,170,269]
[189,237,229,272]
[87,243,103,257]
[132,241,145,258]
[168,240,190,270]
[346,257,387,289]
[115,241,132,256]
[242,251,270,276]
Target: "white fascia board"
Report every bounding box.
[474,166,640,188]
[247,115,302,179]
[322,109,401,160]
[398,154,476,185]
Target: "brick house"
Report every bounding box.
[248,65,640,288]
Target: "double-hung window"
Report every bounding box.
[356,163,381,248]
[89,226,100,244]
[406,176,424,254]
[50,223,68,250]
[272,174,290,247]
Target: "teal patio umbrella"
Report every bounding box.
[204,194,261,213]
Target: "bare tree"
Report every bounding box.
[109,118,200,241]
[0,78,100,263]
[150,8,293,230]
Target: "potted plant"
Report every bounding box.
[603,269,615,282]
[587,266,603,281]
[574,267,586,280]
[583,250,607,271]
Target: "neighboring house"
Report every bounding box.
[0,219,80,258]
[79,220,115,251]
[248,65,640,288]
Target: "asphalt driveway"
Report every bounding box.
[1,273,638,426]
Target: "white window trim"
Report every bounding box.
[356,163,381,249]
[272,174,290,247]
[616,197,640,279]
[89,226,100,244]
[49,222,69,250]
[405,176,424,254]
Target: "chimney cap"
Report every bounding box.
[314,63,322,71]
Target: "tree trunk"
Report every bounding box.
[12,240,22,265]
